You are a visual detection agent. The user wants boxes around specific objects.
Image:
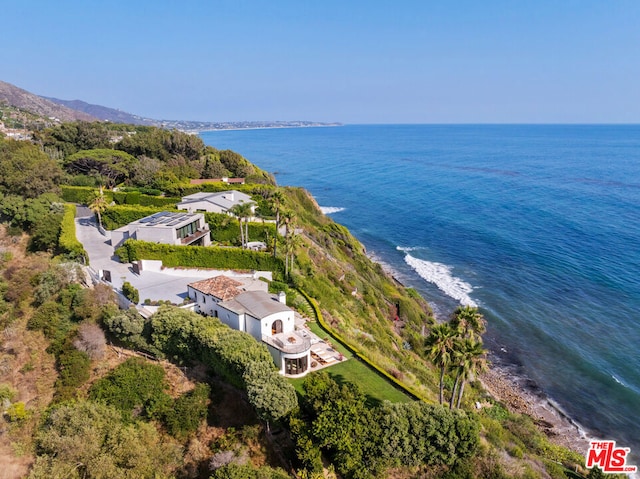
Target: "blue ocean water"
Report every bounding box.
[201,124,640,456]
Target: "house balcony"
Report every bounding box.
[262,332,311,354]
[180,228,210,245]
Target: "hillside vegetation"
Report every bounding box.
[0,118,606,479]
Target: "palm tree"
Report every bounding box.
[451,305,486,341]
[230,202,253,249]
[270,190,285,257]
[280,208,294,238]
[425,323,457,405]
[89,186,108,231]
[284,228,302,279]
[449,338,487,409]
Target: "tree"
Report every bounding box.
[150,305,199,361]
[284,229,302,279]
[450,338,487,409]
[302,373,383,478]
[451,305,486,341]
[0,139,63,197]
[243,361,298,432]
[229,202,253,249]
[89,186,108,230]
[425,323,457,405]
[269,190,285,256]
[31,399,181,479]
[73,322,107,360]
[377,401,479,468]
[280,208,294,238]
[64,149,137,187]
[28,211,63,253]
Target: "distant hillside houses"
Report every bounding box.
[177,190,256,215]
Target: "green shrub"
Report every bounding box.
[122,281,139,304]
[0,383,17,403]
[5,402,29,422]
[164,383,210,438]
[54,348,91,401]
[89,358,171,421]
[58,204,88,262]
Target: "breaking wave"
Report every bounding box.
[402,252,477,307]
[320,206,346,215]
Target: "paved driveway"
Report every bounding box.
[75,207,212,304]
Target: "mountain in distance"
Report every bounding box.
[44,95,342,131]
[1,79,341,132]
[43,97,157,126]
[0,80,97,122]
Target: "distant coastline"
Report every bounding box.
[185,121,343,134]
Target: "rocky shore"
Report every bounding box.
[480,366,591,456]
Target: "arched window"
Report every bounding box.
[272,319,283,335]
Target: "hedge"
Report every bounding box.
[112,191,179,208]
[101,205,173,230]
[62,186,178,209]
[61,186,113,205]
[58,204,89,263]
[117,240,284,276]
[296,288,427,402]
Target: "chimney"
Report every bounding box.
[278,291,287,304]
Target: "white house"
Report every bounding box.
[177,190,256,215]
[188,276,311,376]
[111,211,211,249]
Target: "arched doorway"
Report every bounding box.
[271,319,283,335]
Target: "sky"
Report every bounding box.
[3,0,640,124]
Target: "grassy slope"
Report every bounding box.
[282,187,440,401]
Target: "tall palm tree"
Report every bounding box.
[230,202,253,248]
[451,305,486,341]
[280,208,294,238]
[89,186,108,231]
[270,190,285,257]
[449,338,487,409]
[284,228,302,279]
[425,323,457,405]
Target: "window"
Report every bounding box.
[285,356,308,375]
[176,220,199,239]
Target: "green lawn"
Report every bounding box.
[290,357,413,406]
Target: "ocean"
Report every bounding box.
[201,124,640,459]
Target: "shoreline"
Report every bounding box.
[479,364,591,456]
[364,248,591,457]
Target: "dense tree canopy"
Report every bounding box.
[64,149,137,187]
[0,139,64,197]
[30,400,182,479]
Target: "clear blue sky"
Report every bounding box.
[3,0,639,123]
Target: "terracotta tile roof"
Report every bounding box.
[188,276,244,301]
